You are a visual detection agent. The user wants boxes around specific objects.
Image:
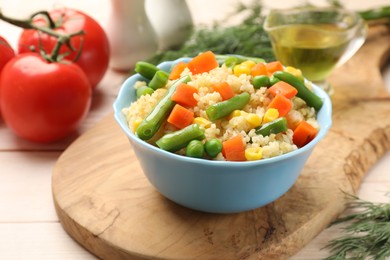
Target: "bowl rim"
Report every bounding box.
[113,58,332,168]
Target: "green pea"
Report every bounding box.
[252,75,270,89]
[186,140,205,158]
[204,139,222,158]
[136,86,154,99]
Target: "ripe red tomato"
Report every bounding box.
[0,53,92,143]
[18,8,109,89]
[0,36,15,71]
[0,36,15,115]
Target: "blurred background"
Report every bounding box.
[0,1,389,259]
[1,0,389,49]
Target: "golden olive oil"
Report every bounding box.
[271,23,350,82]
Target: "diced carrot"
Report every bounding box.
[268,94,293,117]
[265,61,284,75]
[293,121,318,147]
[250,62,268,77]
[268,81,298,99]
[212,81,235,100]
[187,51,219,75]
[167,104,194,129]
[222,135,246,161]
[171,83,198,107]
[169,62,187,80]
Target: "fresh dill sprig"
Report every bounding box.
[324,193,390,260]
[147,1,274,65]
[326,0,344,8]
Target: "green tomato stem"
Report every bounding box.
[0,10,85,62]
[49,31,85,62]
[30,11,56,29]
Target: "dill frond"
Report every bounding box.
[324,194,390,260]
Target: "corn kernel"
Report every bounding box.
[245,147,263,161]
[133,117,143,131]
[245,113,262,127]
[193,117,212,128]
[229,110,242,119]
[134,81,147,89]
[241,60,256,69]
[233,64,251,76]
[263,108,279,123]
[240,110,248,117]
[285,66,304,82]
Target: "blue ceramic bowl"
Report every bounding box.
[113,58,332,214]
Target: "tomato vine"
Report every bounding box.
[0,10,84,62]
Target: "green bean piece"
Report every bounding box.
[186,140,205,158]
[136,76,191,140]
[135,61,160,80]
[252,75,270,89]
[269,75,280,86]
[136,86,154,99]
[148,70,169,90]
[206,92,250,121]
[215,54,265,68]
[273,71,323,111]
[204,138,223,158]
[156,124,205,152]
[222,56,240,68]
[255,117,288,136]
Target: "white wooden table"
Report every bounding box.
[0,0,389,259]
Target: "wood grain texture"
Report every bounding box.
[52,25,390,260]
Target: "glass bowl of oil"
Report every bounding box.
[263,7,367,94]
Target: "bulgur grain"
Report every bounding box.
[123,60,319,161]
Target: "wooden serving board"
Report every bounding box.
[52,25,390,260]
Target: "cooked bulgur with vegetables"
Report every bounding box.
[123,51,323,161]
